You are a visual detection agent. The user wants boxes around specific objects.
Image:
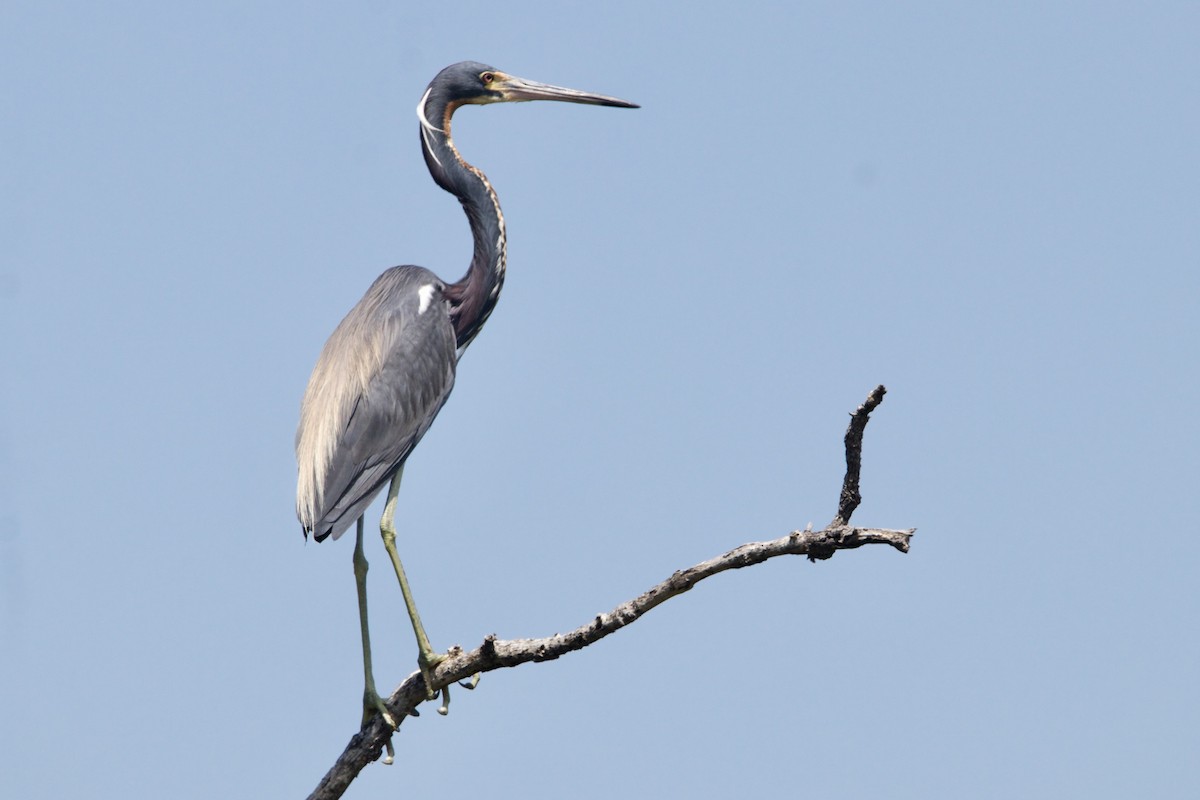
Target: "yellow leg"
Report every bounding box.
[379,467,450,714]
[353,518,398,740]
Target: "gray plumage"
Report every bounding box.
[296,266,455,542]
[294,63,635,549]
[291,62,635,722]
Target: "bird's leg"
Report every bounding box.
[379,467,451,714]
[353,516,398,750]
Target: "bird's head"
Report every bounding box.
[424,61,639,111]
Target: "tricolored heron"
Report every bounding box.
[295,62,636,728]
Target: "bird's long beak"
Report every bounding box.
[496,74,639,108]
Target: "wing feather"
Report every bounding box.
[296,266,457,541]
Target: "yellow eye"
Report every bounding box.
[481,72,495,84]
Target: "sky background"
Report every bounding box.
[2,2,1198,798]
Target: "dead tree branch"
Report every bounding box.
[307,384,913,800]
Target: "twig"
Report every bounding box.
[306,385,912,800]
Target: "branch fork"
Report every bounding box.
[307,385,913,800]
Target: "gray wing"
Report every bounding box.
[296,265,457,541]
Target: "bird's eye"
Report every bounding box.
[481,72,495,84]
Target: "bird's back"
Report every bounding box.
[296,265,458,541]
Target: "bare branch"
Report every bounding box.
[834,384,886,527]
[306,386,912,800]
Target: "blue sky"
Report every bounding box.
[3,2,1198,798]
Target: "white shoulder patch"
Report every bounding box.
[417,283,437,314]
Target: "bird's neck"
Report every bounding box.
[418,90,506,352]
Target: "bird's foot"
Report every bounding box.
[417,650,452,714]
[363,686,398,730]
[362,687,398,764]
[459,672,481,690]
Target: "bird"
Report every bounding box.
[295,62,637,728]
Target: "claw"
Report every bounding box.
[458,672,481,690]
[363,687,397,730]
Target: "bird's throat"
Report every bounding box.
[418,96,507,351]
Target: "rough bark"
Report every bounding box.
[307,385,913,800]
